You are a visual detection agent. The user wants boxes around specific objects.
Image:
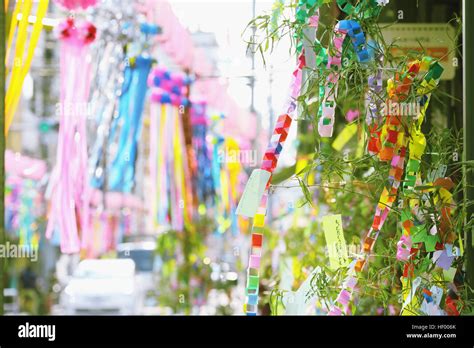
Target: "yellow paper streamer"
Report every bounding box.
[173,108,187,223]
[6,0,22,66]
[220,168,229,211]
[5,0,49,135]
[155,104,167,227]
[224,137,241,201]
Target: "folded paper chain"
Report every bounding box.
[242,48,307,314]
[328,57,443,315]
[318,20,371,137]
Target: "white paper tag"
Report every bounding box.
[282,267,327,315]
[430,285,443,306]
[236,169,271,218]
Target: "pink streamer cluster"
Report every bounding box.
[46,19,96,254]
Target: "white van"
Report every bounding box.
[60,259,139,315]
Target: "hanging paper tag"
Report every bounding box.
[332,123,358,151]
[401,276,421,312]
[429,285,443,306]
[295,266,325,306]
[236,169,272,218]
[435,250,455,270]
[283,266,327,314]
[427,164,447,182]
[443,267,457,282]
[445,243,460,257]
[322,215,348,270]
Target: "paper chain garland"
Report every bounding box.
[241,0,393,315]
[318,19,371,137]
[365,49,384,126]
[242,50,305,315]
[242,1,377,314]
[294,0,387,51]
[393,58,460,315]
[328,58,444,315]
[46,18,96,253]
[296,1,386,137]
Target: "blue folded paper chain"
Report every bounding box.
[338,20,371,64]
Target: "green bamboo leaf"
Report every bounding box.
[297,177,314,207]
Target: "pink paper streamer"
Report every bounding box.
[46,19,96,254]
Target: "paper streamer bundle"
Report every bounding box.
[85,189,140,257]
[148,67,192,229]
[86,210,117,257]
[46,18,96,254]
[328,58,443,316]
[5,176,44,249]
[211,134,241,235]
[5,151,47,246]
[105,55,153,193]
[199,111,243,235]
[149,91,193,231]
[191,101,214,206]
[5,0,49,135]
[148,66,193,231]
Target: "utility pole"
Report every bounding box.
[250,0,256,114]
[0,0,7,316]
[463,0,474,300]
